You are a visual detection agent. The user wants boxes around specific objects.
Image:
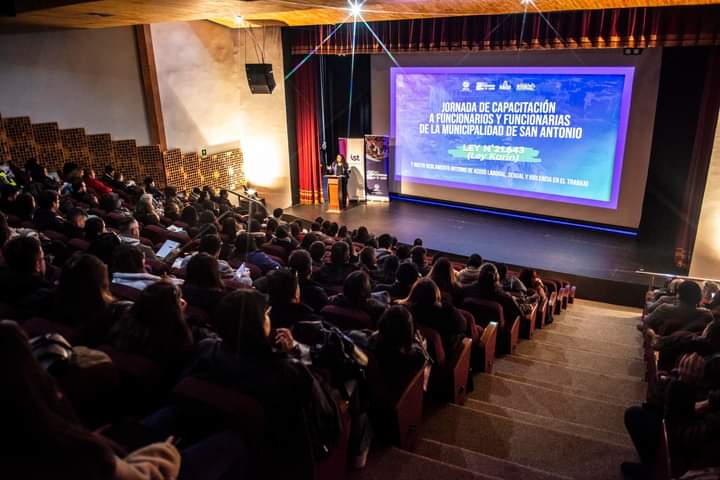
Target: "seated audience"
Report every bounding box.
[644,280,714,335]
[463,263,523,325]
[288,249,328,312]
[410,245,429,276]
[111,244,163,291]
[15,192,36,221]
[0,320,183,480]
[181,234,235,279]
[68,178,98,208]
[309,240,326,271]
[428,257,464,306]
[399,278,466,356]
[83,168,112,196]
[52,253,131,346]
[0,183,18,214]
[144,177,163,199]
[84,216,106,242]
[266,268,320,328]
[33,190,67,233]
[271,224,298,254]
[518,268,548,305]
[65,207,88,239]
[375,262,420,300]
[359,246,385,284]
[497,263,527,294]
[457,253,483,287]
[231,232,280,274]
[134,193,161,226]
[328,270,386,327]
[87,232,121,266]
[117,217,159,262]
[312,240,358,287]
[0,235,50,306]
[181,253,227,312]
[375,234,393,265]
[110,280,193,367]
[378,255,400,285]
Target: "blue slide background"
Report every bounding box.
[392,67,633,208]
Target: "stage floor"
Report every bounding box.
[285,200,675,288]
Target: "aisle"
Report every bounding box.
[355,299,644,480]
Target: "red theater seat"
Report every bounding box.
[461,298,519,355]
[320,304,374,331]
[417,325,471,405]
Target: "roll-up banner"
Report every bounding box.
[364,135,390,201]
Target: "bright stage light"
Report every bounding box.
[349,1,362,17]
[234,15,244,25]
[520,0,533,6]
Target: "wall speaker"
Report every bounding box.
[246,63,276,94]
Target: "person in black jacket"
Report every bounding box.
[399,277,466,358]
[288,249,328,312]
[462,263,523,326]
[0,236,50,308]
[266,268,321,329]
[312,240,357,288]
[329,271,387,327]
[374,262,420,301]
[33,190,68,233]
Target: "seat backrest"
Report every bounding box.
[22,317,81,344]
[67,237,91,252]
[97,344,164,390]
[320,304,373,331]
[461,298,505,329]
[173,376,265,435]
[43,229,68,244]
[141,225,168,245]
[110,283,141,301]
[261,243,289,262]
[416,325,446,368]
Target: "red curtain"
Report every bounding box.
[293,57,324,205]
[675,47,720,269]
[289,6,720,54]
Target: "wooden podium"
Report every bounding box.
[325,175,343,213]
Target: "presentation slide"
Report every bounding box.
[391,66,635,209]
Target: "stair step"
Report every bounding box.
[571,299,642,316]
[543,322,643,347]
[351,446,499,480]
[530,330,644,359]
[462,398,631,447]
[470,374,629,435]
[415,438,571,480]
[513,341,646,378]
[493,357,647,404]
[421,404,635,479]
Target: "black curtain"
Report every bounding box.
[319,54,371,169]
[639,47,713,267]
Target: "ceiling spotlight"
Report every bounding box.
[349,1,362,17]
[520,0,532,6]
[234,15,244,25]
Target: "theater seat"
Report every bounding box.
[110,283,141,301]
[461,298,519,355]
[67,237,90,252]
[417,325,471,405]
[261,243,289,263]
[22,317,81,344]
[141,224,167,245]
[320,304,374,331]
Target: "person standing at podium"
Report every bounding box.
[329,154,349,208]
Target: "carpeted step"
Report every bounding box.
[421,404,635,479]
[462,398,631,447]
[530,330,644,360]
[513,341,646,378]
[542,322,643,347]
[493,356,647,404]
[415,438,572,480]
[570,299,642,315]
[350,446,500,480]
[551,313,641,334]
[470,374,629,435]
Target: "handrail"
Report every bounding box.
[226,189,267,211]
[633,270,720,291]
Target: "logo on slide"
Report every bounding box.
[461,81,471,92]
[499,80,512,91]
[516,82,536,92]
[476,81,496,91]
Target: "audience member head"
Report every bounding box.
[396,262,420,287]
[57,253,113,322]
[185,252,223,290]
[0,213,9,247]
[265,218,279,233]
[410,246,427,268]
[198,234,222,257]
[221,217,238,239]
[429,257,458,292]
[342,270,372,306]
[467,253,483,268]
[289,222,301,238]
[70,178,86,194]
[84,217,106,242]
[477,263,500,292]
[62,162,81,179]
[275,224,289,240]
[309,240,326,264]
[702,281,719,305]
[82,168,96,180]
[113,171,124,183]
[248,219,262,233]
[355,226,371,243]
[382,255,400,282]
[678,280,703,308]
[267,268,299,306]
[0,183,18,202]
[143,177,156,190]
[3,236,45,276]
[401,277,441,309]
[118,217,140,239]
[111,244,145,274]
[330,240,350,266]
[212,289,271,354]
[103,165,114,177]
[38,190,59,212]
[359,246,377,269]
[377,234,393,250]
[310,222,321,232]
[132,281,192,356]
[273,208,283,219]
[377,306,415,353]
[288,249,312,279]
[496,263,508,280]
[413,238,423,247]
[164,186,177,200]
[98,193,121,213]
[338,225,348,239]
[518,268,536,289]
[15,193,35,220]
[181,205,199,227]
[136,193,155,212]
[365,238,378,249]
[396,244,411,261]
[87,232,120,266]
[198,210,216,226]
[321,220,332,235]
[314,216,324,225]
[234,232,258,260]
[68,207,87,230]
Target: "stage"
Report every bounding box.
[285,200,680,307]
